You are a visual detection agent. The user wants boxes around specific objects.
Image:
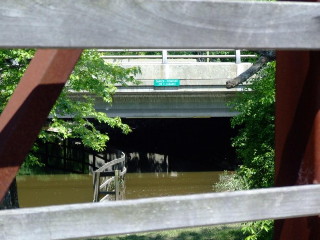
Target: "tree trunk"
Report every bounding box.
[0,178,19,210]
[226,50,275,88]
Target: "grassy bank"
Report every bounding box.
[88,225,244,240]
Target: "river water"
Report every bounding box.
[16,171,223,208]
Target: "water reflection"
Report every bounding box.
[125,172,222,199]
[16,174,92,207]
[127,152,169,173]
[16,171,223,208]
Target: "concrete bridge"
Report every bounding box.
[95,50,254,118]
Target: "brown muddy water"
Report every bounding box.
[16,171,223,208]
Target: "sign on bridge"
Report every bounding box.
[154,79,180,87]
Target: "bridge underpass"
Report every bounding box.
[103,117,239,172]
[61,50,253,172]
[92,50,253,171]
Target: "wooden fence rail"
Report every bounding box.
[0,0,320,239]
[1,184,320,240]
[0,0,319,49]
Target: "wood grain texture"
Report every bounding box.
[93,172,100,202]
[0,0,319,49]
[93,154,126,201]
[100,176,115,189]
[96,155,125,172]
[1,184,320,240]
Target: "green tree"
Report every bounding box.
[230,61,275,189]
[229,61,275,240]
[0,49,140,208]
[40,50,139,151]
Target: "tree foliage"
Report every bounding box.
[230,61,275,189]
[228,61,275,240]
[0,49,35,112]
[0,49,140,168]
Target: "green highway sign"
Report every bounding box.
[154,79,180,87]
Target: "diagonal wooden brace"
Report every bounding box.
[0,49,82,202]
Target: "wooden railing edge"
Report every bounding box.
[1,184,320,239]
[0,0,319,49]
[95,153,125,173]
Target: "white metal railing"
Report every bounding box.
[98,49,257,64]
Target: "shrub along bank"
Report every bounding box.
[88,225,244,240]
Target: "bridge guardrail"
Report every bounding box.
[99,49,257,64]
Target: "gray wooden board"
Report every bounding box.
[100,176,115,189]
[1,184,320,240]
[0,0,319,49]
[99,168,126,190]
[96,155,125,172]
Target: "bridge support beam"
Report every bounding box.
[0,49,82,202]
[275,50,320,239]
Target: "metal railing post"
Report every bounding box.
[162,50,168,64]
[235,49,241,64]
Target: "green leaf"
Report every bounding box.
[0,49,140,166]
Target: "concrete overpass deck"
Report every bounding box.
[96,50,254,118]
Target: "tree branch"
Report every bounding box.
[226,50,275,89]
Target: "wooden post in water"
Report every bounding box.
[63,140,67,170]
[82,144,85,173]
[44,142,49,166]
[93,172,100,202]
[115,170,120,201]
[93,155,96,171]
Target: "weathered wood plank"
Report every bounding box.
[100,168,126,190]
[115,170,120,201]
[1,185,320,240]
[100,194,111,202]
[93,172,100,202]
[120,167,127,177]
[0,0,319,49]
[96,155,125,172]
[100,176,115,190]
